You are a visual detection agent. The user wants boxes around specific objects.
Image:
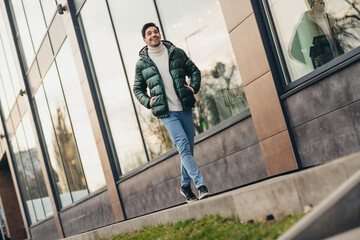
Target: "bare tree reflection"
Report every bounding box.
[333,0,360,51]
[138,110,173,159]
[193,61,247,134]
[52,107,86,192]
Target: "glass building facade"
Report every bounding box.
[0,0,359,239]
[0,0,248,227]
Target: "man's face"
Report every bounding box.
[143,26,161,47]
[313,0,325,12]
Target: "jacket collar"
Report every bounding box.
[139,40,175,59]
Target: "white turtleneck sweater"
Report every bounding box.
[148,43,183,111]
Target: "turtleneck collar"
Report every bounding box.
[148,42,166,56]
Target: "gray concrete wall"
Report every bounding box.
[118,116,268,219]
[284,60,360,167]
[59,189,115,238]
[30,216,59,240]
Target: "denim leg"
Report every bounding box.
[161,111,205,188]
[180,110,194,187]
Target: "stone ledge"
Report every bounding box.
[64,152,360,240]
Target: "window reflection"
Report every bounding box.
[156,0,247,134]
[21,0,47,52]
[79,0,148,174]
[55,39,105,191]
[22,113,52,216]
[107,0,174,159]
[42,65,88,202]
[10,114,52,224]
[35,87,72,208]
[267,0,360,82]
[11,136,37,224]
[40,0,57,27]
[11,0,35,66]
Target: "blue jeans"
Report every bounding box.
[161,110,205,188]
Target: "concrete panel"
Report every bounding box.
[118,155,180,198]
[285,60,360,127]
[121,177,182,219]
[245,72,287,141]
[60,190,115,238]
[218,117,258,155]
[293,162,348,207]
[229,14,270,86]
[293,104,360,167]
[188,194,236,219]
[348,100,360,151]
[200,157,234,193]
[155,204,190,225]
[233,175,302,221]
[194,133,225,166]
[259,130,298,176]
[279,167,360,240]
[30,217,59,240]
[227,143,267,186]
[219,0,253,32]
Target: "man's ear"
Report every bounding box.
[143,38,146,43]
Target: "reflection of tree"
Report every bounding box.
[138,110,173,159]
[193,61,248,134]
[333,0,360,51]
[52,107,86,192]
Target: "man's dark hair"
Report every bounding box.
[141,22,159,38]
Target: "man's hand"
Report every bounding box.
[150,96,157,107]
[184,84,194,94]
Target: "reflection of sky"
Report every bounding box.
[55,39,105,192]
[11,0,35,65]
[81,0,148,173]
[157,0,234,69]
[35,86,70,196]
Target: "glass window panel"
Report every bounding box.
[15,122,46,221]
[0,40,16,108]
[0,12,21,95]
[40,0,57,27]
[42,65,88,202]
[34,86,72,208]
[107,0,174,160]
[55,39,105,191]
[21,0,47,52]
[0,77,10,117]
[79,0,148,174]
[266,0,360,82]
[10,136,37,224]
[22,113,53,216]
[11,0,35,66]
[156,0,248,133]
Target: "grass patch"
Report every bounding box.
[105,214,303,240]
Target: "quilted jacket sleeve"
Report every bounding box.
[133,61,151,109]
[179,49,201,94]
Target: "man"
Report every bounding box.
[289,0,343,69]
[133,22,209,203]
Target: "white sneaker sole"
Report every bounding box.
[198,192,210,200]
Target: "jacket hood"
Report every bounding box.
[139,40,175,58]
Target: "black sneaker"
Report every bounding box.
[180,186,197,203]
[198,185,210,200]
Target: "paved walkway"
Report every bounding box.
[64,153,360,240]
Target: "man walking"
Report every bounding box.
[133,22,209,203]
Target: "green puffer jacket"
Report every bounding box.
[133,41,201,118]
